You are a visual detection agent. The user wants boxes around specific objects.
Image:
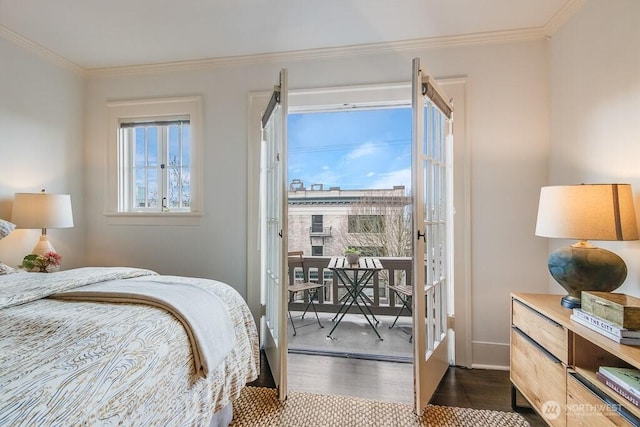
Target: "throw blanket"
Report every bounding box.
[51,279,236,378]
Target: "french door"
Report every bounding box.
[411,57,454,414]
[260,69,289,401]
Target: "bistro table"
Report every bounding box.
[327,256,384,340]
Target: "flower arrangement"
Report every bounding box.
[20,251,62,272]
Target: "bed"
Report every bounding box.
[0,266,260,426]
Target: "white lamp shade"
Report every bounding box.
[11,193,74,229]
[535,184,638,241]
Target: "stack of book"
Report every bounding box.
[596,366,640,408]
[570,307,640,345]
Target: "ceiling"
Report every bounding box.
[0,0,580,70]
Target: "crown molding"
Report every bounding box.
[0,25,87,77]
[2,18,576,80]
[88,27,547,78]
[544,0,586,36]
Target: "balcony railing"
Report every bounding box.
[308,226,332,237]
[288,255,413,317]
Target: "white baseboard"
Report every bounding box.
[471,340,510,369]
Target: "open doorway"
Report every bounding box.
[246,77,470,401]
[285,106,415,362]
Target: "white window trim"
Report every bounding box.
[106,96,203,226]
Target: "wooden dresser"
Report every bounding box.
[511,293,640,426]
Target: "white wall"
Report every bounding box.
[548,1,640,296]
[0,37,85,269]
[84,39,551,367]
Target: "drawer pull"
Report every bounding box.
[512,326,562,364]
[569,371,640,425]
[513,298,563,328]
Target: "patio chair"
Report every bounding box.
[388,284,413,342]
[287,251,325,336]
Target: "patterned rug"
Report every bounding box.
[230,386,530,427]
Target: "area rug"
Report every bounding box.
[230,386,530,427]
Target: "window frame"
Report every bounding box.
[347,214,385,233]
[311,214,323,233]
[106,96,203,225]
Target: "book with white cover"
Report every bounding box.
[570,314,640,345]
[573,308,640,338]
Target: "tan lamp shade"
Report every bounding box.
[11,193,74,230]
[11,192,74,257]
[535,184,638,242]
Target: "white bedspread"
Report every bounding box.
[51,279,236,377]
[0,267,259,426]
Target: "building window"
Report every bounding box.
[348,215,384,233]
[311,245,323,256]
[106,96,202,225]
[311,215,323,233]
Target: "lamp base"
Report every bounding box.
[548,243,627,309]
[32,236,56,256]
[560,295,582,309]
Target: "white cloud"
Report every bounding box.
[344,141,378,161]
[369,168,412,191]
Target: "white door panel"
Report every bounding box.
[411,58,454,414]
[260,69,288,401]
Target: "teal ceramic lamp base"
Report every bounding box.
[548,241,627,309]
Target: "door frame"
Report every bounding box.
[247,78,471,367]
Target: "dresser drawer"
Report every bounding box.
[512,298,569,363]
[511,327,566,427]
[567,372,634,426]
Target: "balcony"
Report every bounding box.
[308,226,332,237]
[288,255,412,316]
[287,255,413,361]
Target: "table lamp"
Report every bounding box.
[11,190,74,255]
[535,184,639,309]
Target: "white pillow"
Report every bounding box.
[0,219,16,239]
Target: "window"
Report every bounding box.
[107,97,202,225]
[311,245,323,256]
[348,215,384,233]
[120,119,191,212]
[311,215,323,233]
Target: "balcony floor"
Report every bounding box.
[287,311,413,362]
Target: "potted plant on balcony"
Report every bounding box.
[344,247,361,265]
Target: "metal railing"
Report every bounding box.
[308,226,332,236]
[288,255,413,317]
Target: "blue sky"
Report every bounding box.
[288,108,412,190]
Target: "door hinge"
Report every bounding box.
[260,304,267,316]
[447,314,455,330]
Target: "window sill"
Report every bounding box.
[104,211,203,226]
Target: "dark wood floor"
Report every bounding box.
[248,351,546,426]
